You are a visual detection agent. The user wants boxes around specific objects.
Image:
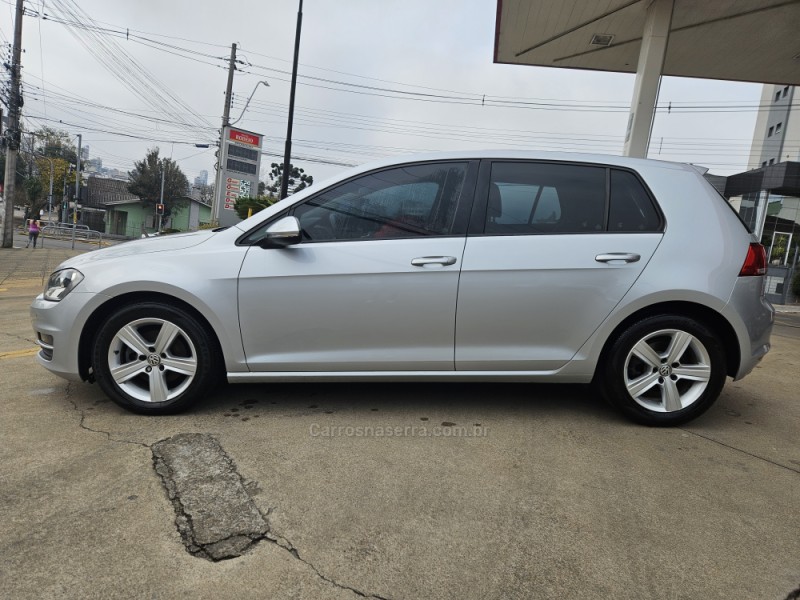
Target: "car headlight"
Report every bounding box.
[43,268,84,302]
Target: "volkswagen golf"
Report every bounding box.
[30,151,774,425]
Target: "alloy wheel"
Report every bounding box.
[106,317,198,403]
[623,328,712,413]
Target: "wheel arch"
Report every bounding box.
[593,300,740,382]
[78,291,225,382]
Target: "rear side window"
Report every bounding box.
[486,163,606,234]
[608,169,661,232]
[482,162,662,235]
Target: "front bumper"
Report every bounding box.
[30,291,108,382]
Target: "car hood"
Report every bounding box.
[58,230,217,269]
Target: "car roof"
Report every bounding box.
[349,150,696,176]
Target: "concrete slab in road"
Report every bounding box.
[1,256,798,599]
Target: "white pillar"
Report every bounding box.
[623,0,674,158]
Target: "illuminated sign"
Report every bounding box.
[228,129,260,147]
[214,126,263,226]
[223,177,252,211]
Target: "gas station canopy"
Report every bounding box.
[494,0,800,86]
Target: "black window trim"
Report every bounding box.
[467,158,665,237]
[236,159,480,246]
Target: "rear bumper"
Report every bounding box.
[723,277,774,380]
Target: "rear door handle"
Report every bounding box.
[595,253,641,264]
[411,256,457,267]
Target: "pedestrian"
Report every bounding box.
[26,219,41,248]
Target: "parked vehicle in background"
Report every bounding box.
[30,151,773,425]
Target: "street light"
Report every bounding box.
[230,80,270,126]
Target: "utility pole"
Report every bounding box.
[41,155,54,224]
[211,43,237,223]
[158,161,165,232]
[280,0,303,200]
[71,134,81,249]
[1,0,24,248]
[62,165,68,223]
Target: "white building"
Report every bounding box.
[194,170,208,187]
[747,85,799,169]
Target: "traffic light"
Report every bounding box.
[156,203,165,215]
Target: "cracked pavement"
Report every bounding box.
[2,249,800,599]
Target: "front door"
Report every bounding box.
[238,161,476,372]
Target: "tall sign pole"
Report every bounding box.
[280,0,303,200]
[211,43,237,223]
[1,0,24,248]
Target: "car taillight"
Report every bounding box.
[739,243,767,276]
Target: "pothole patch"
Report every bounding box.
[151,433,268,561]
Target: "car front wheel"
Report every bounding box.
[599,315,727,426]
[93,302,219,414]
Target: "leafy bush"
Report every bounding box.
[234,195,279,220]
[792,269,800,301]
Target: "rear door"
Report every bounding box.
[456,161,664,371]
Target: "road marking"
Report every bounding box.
[0,348,40,360]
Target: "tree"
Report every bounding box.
[264,162,313,196]
[196,183,214,204]
[6,127,80,219]
[234,194,279,220]
[128,148,189,216]
[32,126,78,165]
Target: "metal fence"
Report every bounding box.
[41,223,104,248]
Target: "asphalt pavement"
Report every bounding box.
[1,246,799,600]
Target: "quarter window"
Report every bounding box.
[608,169,661,232]
[291,162,468,242]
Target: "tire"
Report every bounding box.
[93,302,220,415]
[599,315,727,426]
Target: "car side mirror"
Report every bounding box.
[259,216,302,248]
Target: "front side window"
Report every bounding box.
[486,162,606,234]
[291,162,468,242]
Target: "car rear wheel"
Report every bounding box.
[599,315,727,426]
[93,302,219,414]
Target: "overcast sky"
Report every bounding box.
[3,0,766,186]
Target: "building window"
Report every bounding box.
[768,126,774,137]
[783,86,789,98]
[776,123,783,134]
[762,161,768,167]
[769,159,775,165]
[776,90,781,101]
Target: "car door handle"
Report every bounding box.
[411,256,457,267]
[595,253,641,264]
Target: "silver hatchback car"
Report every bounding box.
[31,151,773,425]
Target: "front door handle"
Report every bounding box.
[411,256,457,267]
[595,253,641,264]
